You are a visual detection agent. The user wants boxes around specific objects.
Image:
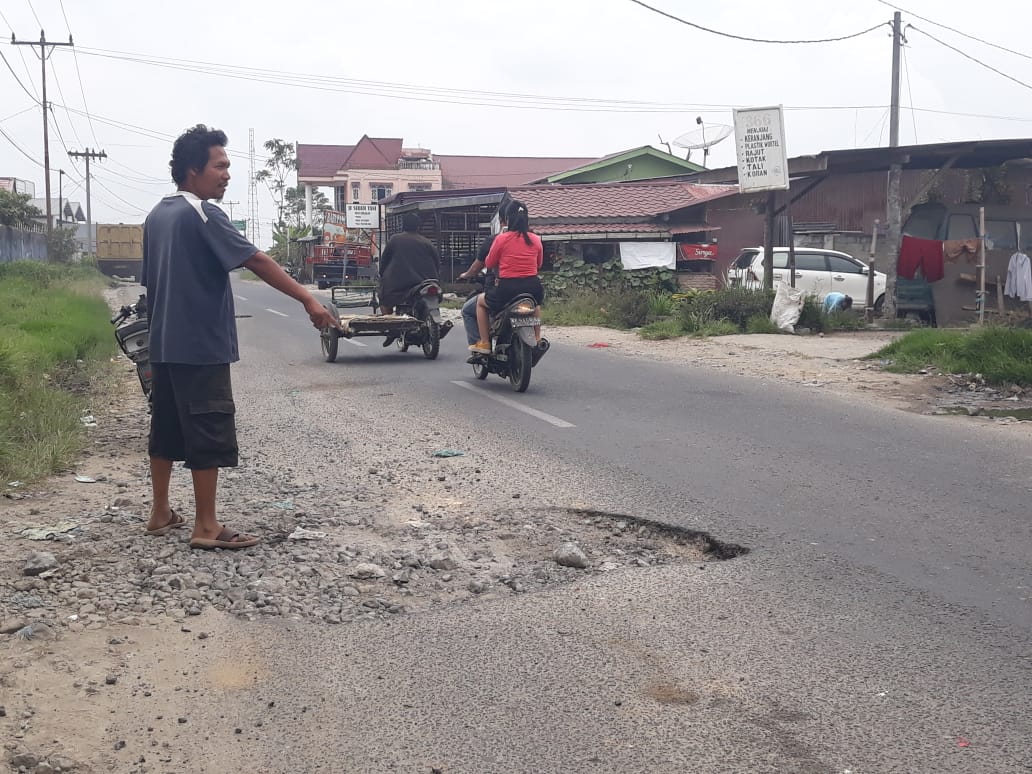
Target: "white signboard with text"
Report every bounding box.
[346,203,379,229]
[733,106,789,193]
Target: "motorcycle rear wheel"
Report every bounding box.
[508,340,532,392]
[422,319,440,360]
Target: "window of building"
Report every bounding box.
[335,186,348,212]
[351,183,361,203]
[409,183,433,192]
[369,184,392,203]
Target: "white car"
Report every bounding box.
[729,247,886,312]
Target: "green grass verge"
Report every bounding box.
[871,327,1032,385]
[0,261,117,482]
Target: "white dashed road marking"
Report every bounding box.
[342,338,367,347]
[451,381,576,428]
[235,295,248,301]
[265,308,288,317]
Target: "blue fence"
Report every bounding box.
[0,226,47,263]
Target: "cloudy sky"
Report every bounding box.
[2,0,1030,245]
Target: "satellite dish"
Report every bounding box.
[672,119,733,166]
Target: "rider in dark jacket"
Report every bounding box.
[378,212,441,315]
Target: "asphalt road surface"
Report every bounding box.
[217,277,1031,773]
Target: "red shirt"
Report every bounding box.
[485,230,543,278]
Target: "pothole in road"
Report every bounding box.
[0,498,750,633]
[560,508,749,561]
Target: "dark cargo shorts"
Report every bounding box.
[148,363,238,470]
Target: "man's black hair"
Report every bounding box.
[402,212,421,232]
[170,124,228,186]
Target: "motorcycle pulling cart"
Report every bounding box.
[319,279,453,363]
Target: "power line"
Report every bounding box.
[25,0,42,28]
[909,25,1032,93]
[875,0,1032,63]
[0,105,37,123]
[58,0,101,146]
[0,48,40,101]
[49,58,85,147]
[628,0,887,44]
[902,42,918,144]
[68,45,899,114]
[0,124,42,166]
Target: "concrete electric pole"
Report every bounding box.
[68,148,107,256]
[884,11,904,319]
[11,30,74,242]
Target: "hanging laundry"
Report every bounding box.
[1005,251,1032,301]
[943,239,980,263]
[898,236,945,282]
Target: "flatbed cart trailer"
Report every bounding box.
[319,282,450,362]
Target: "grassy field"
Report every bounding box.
[0,262,118,482]
[871,326,1032,385]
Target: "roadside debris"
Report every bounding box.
[19,521,81,541]
[74,475,98,484]
[587,342,611,348]
[554,542,590,569]
[431,449,465,458]
[22,551,59,576]
[287,526,327,541]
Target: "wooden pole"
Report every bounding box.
[997,275,1005,316]
[763,191,776,291]
[786,198,796,289]
[978,206,986,325]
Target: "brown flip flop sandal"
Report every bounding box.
[189,527,260,551]
[145,509,187,536]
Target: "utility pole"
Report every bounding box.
[222,200,240,219]
[12,30,74,242]
[57,169,64,226]
[68,148,107,256]
[884,11,904,320]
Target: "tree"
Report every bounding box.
[267,223,311,265]
[46,226,78,263]
[284,185,329,227]
[254,139,297,228]
[0,190,42,228]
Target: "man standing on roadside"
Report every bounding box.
[141,124,338,550]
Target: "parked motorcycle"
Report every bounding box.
[465,280,549,392]
[110,293,153,402]
[391,279,453,359]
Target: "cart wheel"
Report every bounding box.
[321,328,339,363]
[422,320,440,360]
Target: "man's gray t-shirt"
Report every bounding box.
[141,192,258,365]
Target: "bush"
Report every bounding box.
[677,287,777,333]
[646,292,676,320]
[796,296,827,333]
[695,320,740,337]
[540,288,609,327]
[746,314,781,334]
[602,291,650,329]
[639,319,684,340]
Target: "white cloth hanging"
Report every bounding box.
[1005,251,1032,301]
